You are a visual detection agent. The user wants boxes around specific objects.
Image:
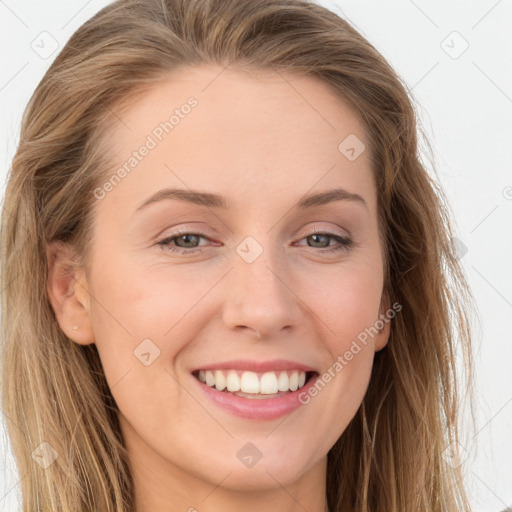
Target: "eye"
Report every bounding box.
[156,229,353,254]
[294,232,353,253]
[157,228,212,254]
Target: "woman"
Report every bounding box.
[0,0,476,510]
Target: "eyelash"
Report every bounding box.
[156,228,353,255]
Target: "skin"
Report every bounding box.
[47,64,390,512]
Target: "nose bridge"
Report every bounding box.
[221,233,302,338]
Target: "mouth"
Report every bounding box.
[190,359,321,420]
[191,368,318,399]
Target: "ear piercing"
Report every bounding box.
[72,325,79,330]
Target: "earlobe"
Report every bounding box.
[374,317,390,352]
[46,240,95,345]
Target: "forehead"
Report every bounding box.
[96,64,375,216]
[107,64,367,146]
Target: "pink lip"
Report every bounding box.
[192,371,320,421]
[192,359,317,373]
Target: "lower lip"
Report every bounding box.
[193,373,319,421]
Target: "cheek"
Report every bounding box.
[88,254,197,338]
[302,259,382,411]
[311,260,384,349]
[86,255,214,379]
[85,260,193,429]
[306,277,380,441]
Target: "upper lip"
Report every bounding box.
[192,359,318,374]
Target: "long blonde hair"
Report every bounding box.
[1,0,477,510]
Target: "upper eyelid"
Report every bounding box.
[162,222,350,238]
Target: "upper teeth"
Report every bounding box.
[197,369,307,394]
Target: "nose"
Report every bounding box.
[221,239,304,340]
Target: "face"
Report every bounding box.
[56,64,390,507]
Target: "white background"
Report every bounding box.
[1,1,511,510]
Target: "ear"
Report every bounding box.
[46,240,95,345]
[374,289,392,352]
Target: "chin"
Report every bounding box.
[201,452,314,492]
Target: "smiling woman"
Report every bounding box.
[0,1,476,511]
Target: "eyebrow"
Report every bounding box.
[134,187,367,213]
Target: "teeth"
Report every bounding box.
[226,370,241,392]
[260,372,278,394]
[214,370,226,391]
[241,371,260,393]
[289,371,299,391]
[205,370,215,387]
[277,371,289,391]
[196,369,309,394]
